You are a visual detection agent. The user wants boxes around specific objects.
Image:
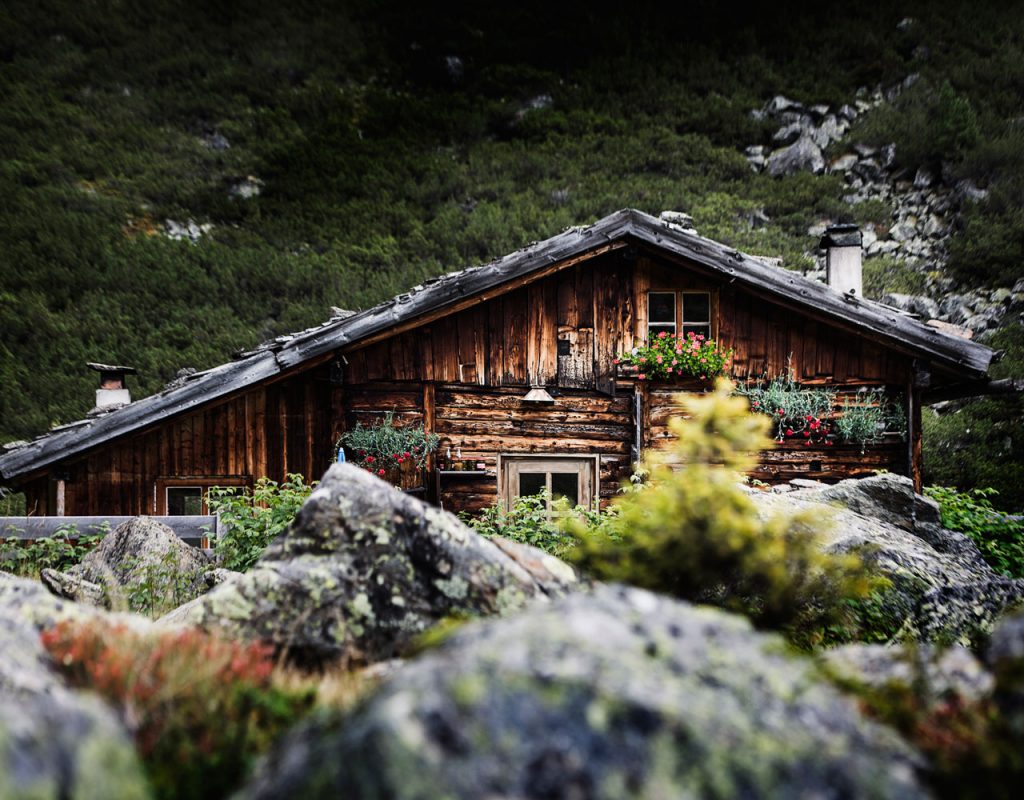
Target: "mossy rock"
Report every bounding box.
[239,585,928,799]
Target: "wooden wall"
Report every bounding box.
[21,245,918,517]
[34,366,337,516]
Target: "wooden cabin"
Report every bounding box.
[0,209,994,517]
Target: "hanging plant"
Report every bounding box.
[615,331,733,381]
[338,411,440,478]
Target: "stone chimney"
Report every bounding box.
[88,362,136,411]
[820,223,862,297]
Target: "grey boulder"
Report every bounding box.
[43,517,210,609]
[0,574,151,799]
[168,464,576,667]
[766,133,825,176]
[239,584,928,800]
[754,474,1024,646]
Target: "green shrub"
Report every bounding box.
[0,523,102,577]
[854,79,980,170]
[924,486,1024,579]
[207,474,314,572]
[862,256,928,300]
[42,618,314,800]
[566,379,882,641]
[464,491,613,558]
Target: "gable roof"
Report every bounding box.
[0,208,993,481]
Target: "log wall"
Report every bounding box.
[29,366,337,516]
[20,246,917,516]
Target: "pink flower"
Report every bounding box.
[675,346,682,354]
[658,331,668,339]
[637,373,646,380]
[656,356,663,363]
[613,358,620,364]
[377,468,386,476]
[639,356,647,363]
[366,455,375,464]
[785,428,794,436]
[671,359,678,366]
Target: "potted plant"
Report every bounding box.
[615,330,733,385]
[338,411,440,489]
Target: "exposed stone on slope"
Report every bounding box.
[239,584,928,800]
[0,574,151,799]
[766,133,825,176]
[753,474,1024,646]
[42,517,210,608]
[168,464,577,667]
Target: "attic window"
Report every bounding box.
[647,291,712,340]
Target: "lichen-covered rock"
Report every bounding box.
[40,566,107,605]
[170,464,576,667]
[239,584,927,799]
[41,517,210,608]
[986,611,1024,737]
[0,570,106,632]
[752,474,1024,646]
[0,575,151,799]
[823,643,994,706]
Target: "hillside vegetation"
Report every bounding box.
[1,0,1021,505]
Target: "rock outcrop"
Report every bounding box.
[42,517,210,609]
[0,574,151,799]
[165,464,576,667]
[746,83,1022,337]
[823,643,994,707]
[754,473,1024,646]
[239,584,928,799]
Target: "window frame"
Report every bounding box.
[498,454,599,511]
[154,475,251,515]
[646,289,717,341]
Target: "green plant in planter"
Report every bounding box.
[735,374,836,445]
[339,411,440,478]
[834,389,907,453]
[736,375,906,452]
[615,330,733,381]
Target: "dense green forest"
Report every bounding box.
[0,0,1021,506]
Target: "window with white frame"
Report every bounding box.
[501,456,597,510]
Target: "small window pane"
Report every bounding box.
[683,324,711,339]
[682,293,710,323]
[648,292,676,324]
[519,472,546,497]
[550,473,579,507]
[167,487,203,516]
[648,324,676,339]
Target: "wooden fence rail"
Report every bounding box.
[0,515,218,547]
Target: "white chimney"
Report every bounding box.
[88,362,136,411]
[820,223,862,297]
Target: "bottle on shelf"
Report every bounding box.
[453,445,463,470]
[444,446,452,471]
